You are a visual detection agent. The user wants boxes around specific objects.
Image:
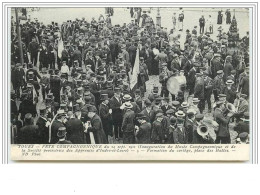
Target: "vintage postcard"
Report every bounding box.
[7,5,254,161]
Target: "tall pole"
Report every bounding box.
[15,8,24,65]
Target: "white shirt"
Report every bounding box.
[61,65,70,74]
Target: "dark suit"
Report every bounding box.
[141,108,156,123]
[214,108,231,144]
[122,110,135,144]
[173,127,187,144]
[234,121,249,135]
[136,122,151,144]
[99,103,113,138]
[18,125,40,144]
[151,120,164,143]
[187,68,196,94]
[110,96,123,139]
[88,114,108,144]
[36,116,49,144]
[185,119,194,144]
[161,105,172,116]
[50,120,65,144]
[66,118,85,144]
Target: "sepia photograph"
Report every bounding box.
[8,5,253,160]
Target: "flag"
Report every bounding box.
[129,49,140,90]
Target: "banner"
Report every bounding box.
[129,49,140,90]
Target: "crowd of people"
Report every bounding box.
[10,8,250,145]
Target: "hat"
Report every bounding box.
[241,112,249,121]
[57,126,67,138]
[214,53,221,57]
[161,63,167,67]
[100,94,109,101]
[181,102,189,108]
[41,68,47,73]
[124,102,133,109]
[195,114,204,121]
[231,70,236,74]
[170,117,177,125]
[57,109,66,117]
[60,104,67,110]
[25,113,32,120]
[218,94,226,100]
[216,100,225,106]
[226,80,234,85]
[136,113,146,120]
[192,98,200,103]
[140,57,144,60]
[175,110,185,117]
[155,112,163,118]
[144,99,151,106]
[239,132,249,141]
[114,87,121,92]
[88,106,97,113]
[155,97,162,104]
[240,94,248,99]
[172,101,180,107]
[166,109,175,115]
[217,70,223,74]
[123,94,132,101]
[187,110,195,118]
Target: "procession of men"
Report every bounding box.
[10,7,250,145]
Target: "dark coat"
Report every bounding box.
[161,105,172,116]
[185,119,194,144]
[109,96,123,124]
[151,120,164,143]
[19,99,37,120]
[66,118,85,144]
[239,76,249,96]
[136,122,151,144]
[194,78,205,100]
[187,68,196,91]
[234,121,249,135]
[88,114,108,144]
[141,108,156,123]
[36,116,49,144]
[50,120,65,144]
[99,103,113,137]
[223,62,233,82]
[214,108,231,137]
[223,86,236,104]
[122,110,135,133]
[173,127,186,144]
[167,125,175,144]
[18,125,40,144]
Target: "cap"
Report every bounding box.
[195,114,204,120]
[217,70,223,74]
[155,112,163,118]
[144,99,151,106]
[166,109,175,115]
